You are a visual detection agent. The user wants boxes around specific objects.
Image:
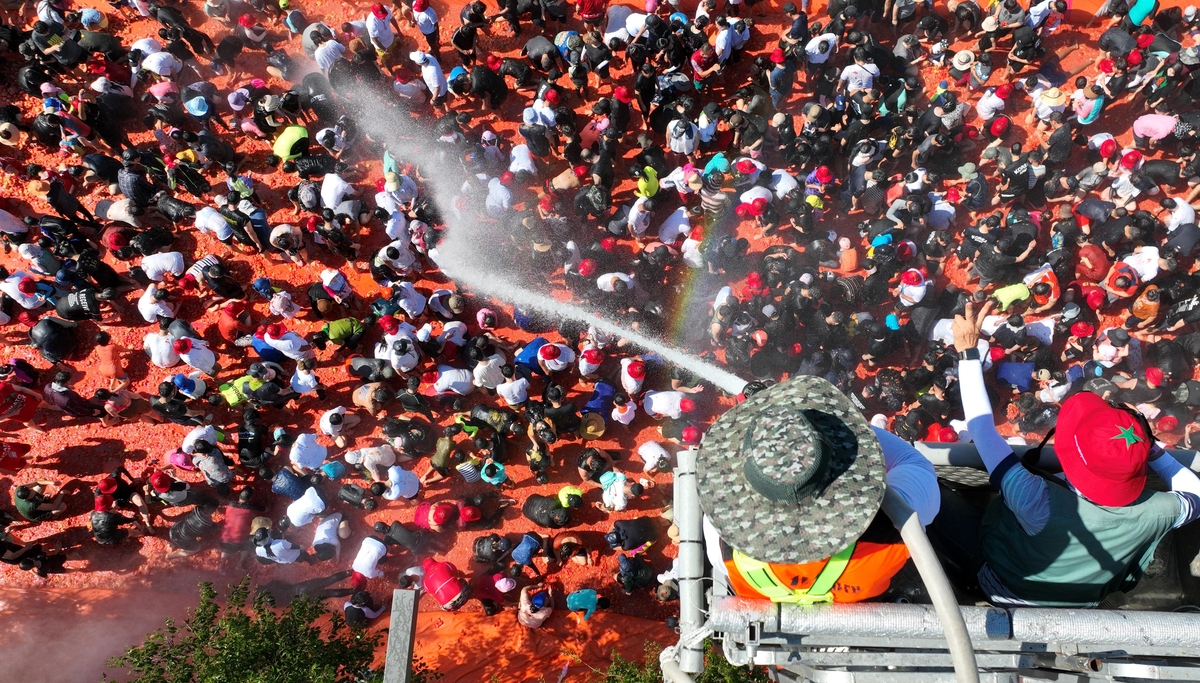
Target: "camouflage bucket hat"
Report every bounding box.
[696,375,885,565]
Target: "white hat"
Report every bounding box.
[870,414,889,429]
[761,304,777,317]
[344,449,364,465]
[951,50,975,71]
[1187,5,1197,18]
[481,130,497,142]
[409,51,428,64]
[89,76,110,93]
[0,121,18,147]
[494,576,517,593]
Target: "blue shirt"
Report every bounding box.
[582,381,616,414]
[566,589,599,620]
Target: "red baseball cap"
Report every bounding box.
[543,89,560,105]
[1127,50,1143,66]
[735,203,751,218]
[747,271,763,288]
[379,314,399,334]
[539,344,561,360]
[1056,391,1150,506]
[238,13,254,27]
[682,425,702,444]
[17,278,35,295]
[582,348,603,365]
[989,116,1011,137]
[371,3,388,18]
[431,503,455,526]
[459,504,482,523]
[736,159,755,174]
[573,164,589,178]
[150,471,172,493]
[499,171,515,186]
[600,236,616,252]
[172,338,192,354]
[1099,138,1118,158]
[421,370,439,384]
[938,427,959,443]
[1086,290,1105,310]
[613,86,633,103]
[679,398,696,413]
[265,323,285,338]
[1159,415,1180,432]
[94,494,113,512]
[989,346,1006,361]
[1121,150,1143,169]
[627,360,646,379]
[996,84,1014,99]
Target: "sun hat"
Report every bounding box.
[1070,321,1095,337]
[227,89,250,111]
[1040,87,1067,107]
[1108,327,1131,346]
[1181,46,1200,66]
[951,50,975,71]
[97,477,119,494]
[613,86,633,103]
[981,15,998,31]
[1099,138,1118,158]
[0,122,18,146]
[1056,391,1150,506]
[495,575,517,593]
[815,165,834,183]
[579,412,606,440]
[769,48,785,64]
[696,376,886,564]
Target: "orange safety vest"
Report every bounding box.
[722,539,910,603]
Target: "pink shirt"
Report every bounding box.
[1132,114,1177,141]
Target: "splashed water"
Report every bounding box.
[339,88,749,395]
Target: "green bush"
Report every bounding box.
[104,577,388,683]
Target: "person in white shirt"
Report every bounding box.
[182,424,221,454]
[637,442,673,474]
[289,432,328,473]
[378,465,420,501]
[0,272,47,310]
[141,50,183,78]
[473,351,507,390]
[486,174,514,216]
[137,284,176,323]
[410,51,448,109]
[319,406,362,448]
[839,60,880,94]
[194,206,233,241]
[311,512,343,560]
[1160,197,1196,233]
[174,336,219,376]
[256,535,304,564]
[352,536,388,579]
[627,196,654,238]
[657,206,692,244]
[596,272,634,293]
[508,144,537,177]
[538,343,576,373]
[313,36,346,73]
[285,486,326,528]
[620,357,647,395]
[365,3,400,53]
[264,324,315,360]
[770,169,800,199]
[805,33,838,65]
[392,280,427,318]
[410,0,439,51]
[138,251,185,282]
[144,328,180,368]
[1120,246,1162,282]
[641,390,695,419]
[497,365,530,405]
[431,365,474,395]
[599,471,645,512]
[320,172,354,210]
[976,86,1009,121]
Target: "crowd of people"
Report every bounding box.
[0,0,1199,649]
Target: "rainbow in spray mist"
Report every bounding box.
[338,86,749,396]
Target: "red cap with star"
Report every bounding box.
[1056,391,1150,506]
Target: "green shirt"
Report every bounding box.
[993,283,1031,311]
[558,485,583,508]
[981,480,1180,606]
[324,318,364,345]
[14,492,45,521]
[566,589,599,620]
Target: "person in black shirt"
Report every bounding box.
[29,316,79,364]
[165,503,219,559]
[374,520,425,555]
[344,591,387,628]
[469,65,509,109]
[522,493,570,528]
[55,287,117,322]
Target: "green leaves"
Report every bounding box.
[105,577,384,683]
[591,640,771,683]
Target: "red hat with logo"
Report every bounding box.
[996,84,1014,99]
[431,502,456,526]
[582,348,603,365]
[379,314,399,334]
[458,504,482,524]
[613,86,633,103]
[938,427,959,443]
[150,471,172,493]
[627,360,646,379]
[989,116,1011,137]
[682,425,702,444]
[1056,391,1150,506]
[1121,150,1143,169]
[371,3,389,18]
[578,258,597,277]
[679,398,696,413]
[539,344,561,360]
[1099,138,1118,159]
[1070,321,1095,338]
